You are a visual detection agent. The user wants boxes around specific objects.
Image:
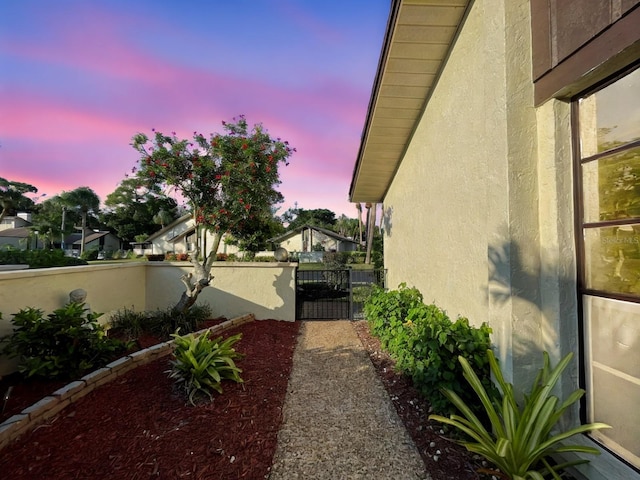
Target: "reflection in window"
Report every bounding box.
[579,67,640,157]
[577,64,640,469]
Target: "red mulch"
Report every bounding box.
[0,319,300,479]
[1,319,485,480]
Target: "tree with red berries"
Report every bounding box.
[132,115,295,312]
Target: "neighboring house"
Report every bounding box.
[0,213,32,231]
[0,227,41,250]
[269,225,359,254]
[350,1,639,479]
[0,214,43,249]
[144,214,240,257]
[65,229,121,255]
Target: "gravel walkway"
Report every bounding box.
[269,320,428,480]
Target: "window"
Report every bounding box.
[575,64,640,469]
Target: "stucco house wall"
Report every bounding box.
[375,1,636,478]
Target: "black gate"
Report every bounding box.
[295,269,385,320]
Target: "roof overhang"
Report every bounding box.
[349,0,470,203]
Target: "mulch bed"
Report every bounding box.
[0,319,300,479]
[1,319,485,480]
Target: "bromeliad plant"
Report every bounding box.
[429,350,611,480]
[168,330,244,405]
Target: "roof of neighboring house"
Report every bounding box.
[349,0,470,203]
[0,227,31,238]
[65,229,117,246]
[269,225,358,244]
[145,214,191,242]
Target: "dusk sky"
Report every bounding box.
[0,0,390,219]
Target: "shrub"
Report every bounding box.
[80,247,99,261]
[364,283,424,344]
[0,247,88,268]
[109,307,149,340]
[0,303,128,380]
[146,303,213,339]
[363,283,495,415]
[168,330,244,405]
[430,350,611,479]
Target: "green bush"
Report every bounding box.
[364,283,424,344]
[168,330,244,405]
[430,350,610,479]
[145,303,213,340]
[0,247,88,268]
[0,303,128,380]
[364,283,495,415]
[80,247,99,261]
[109,303,213,341]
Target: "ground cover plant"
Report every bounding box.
[364,283,496,416]
[1,303,128,380]
[108,303,212,341]
[168,330,244,405]
[429,350,610,479]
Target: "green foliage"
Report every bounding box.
[364,284,495,415]
[110,303,213,341]
[429,350,611,479]
[281,207,337,230]
[168,330,244,405]
[0,247,87,268]
[0,177,37,222]
[80,247,100,261]
[100,177,178,242]
[132,115,295,262]
[364,283,424,342]
[1,303,128,380]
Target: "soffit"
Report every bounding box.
[349,0,469,203]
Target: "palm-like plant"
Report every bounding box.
[61,187,100,256]
[429,350,610,480]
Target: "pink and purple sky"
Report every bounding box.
[0,0,389,218]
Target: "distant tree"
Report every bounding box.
[282,207,336,230]
[335,214,359,238]
[100,177,178,243]
[30,196,71,249]
[224,207,285,256]
[61,187,100,256]
[132,115,295,312]
[0,177,38,223]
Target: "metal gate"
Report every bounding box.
[295,269,385,320]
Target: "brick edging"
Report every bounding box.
[0,313,256,451]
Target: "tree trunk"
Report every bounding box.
[172,231,223,314]
[80,211,87,256]
[356,203,364,248]
[365,203,376,265]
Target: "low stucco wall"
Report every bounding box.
[0,261,296,376]
[144,262,296,321]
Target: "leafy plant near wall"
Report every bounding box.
[109,303,213,341]
[429,350,611,480]
[168,331,244,405]
[364,283,495,415]
[0,247,87,268]
[364,283,424,344]
[0,303,128,379]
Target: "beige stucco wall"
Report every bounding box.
[381,1,637,478]
[383,0,568,405]
[143,262,296,321]
[0,262,296,377]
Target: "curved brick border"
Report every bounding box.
[0,313,255,451]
